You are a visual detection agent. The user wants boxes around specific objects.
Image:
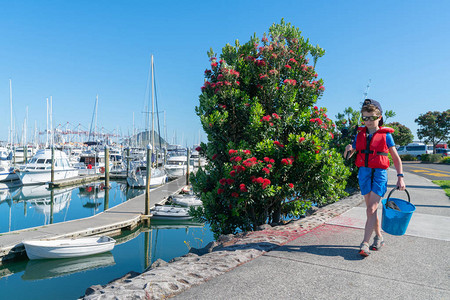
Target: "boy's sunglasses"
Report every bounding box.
[361,116,380,121]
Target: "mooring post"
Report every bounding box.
[126,147,130,186]
[24,145,28,164]
[105,145,110,188]
[186,148,190,186]
[163,147,167,166]
[51,145,55,184]
[145,144,151,217]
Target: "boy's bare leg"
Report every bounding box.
[363,191,382,243]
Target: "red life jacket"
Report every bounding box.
[355,126,395,169]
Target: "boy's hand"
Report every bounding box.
[397,177,406,190]
[344,144,353,160]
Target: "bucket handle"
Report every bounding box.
[385,188,411,208]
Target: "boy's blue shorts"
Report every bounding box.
[358,167,388,197]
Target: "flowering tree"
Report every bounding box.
[191,20,350,237]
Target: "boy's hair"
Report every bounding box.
[361,104,381,115]
[361,99,384,126]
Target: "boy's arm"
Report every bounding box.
[389,146,406,190]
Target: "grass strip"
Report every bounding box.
[432,180,450,198]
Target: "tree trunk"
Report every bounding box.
[271,201,282,224]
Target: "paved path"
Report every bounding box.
[0,176,187,262]
[174,169,450,299]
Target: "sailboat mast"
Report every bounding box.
[50,96,53,146]
[95,95,98,143]
[9,79,13,147]
[46,98,49,148]
[151,54,155,154]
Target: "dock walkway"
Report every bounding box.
[0,176,187,262]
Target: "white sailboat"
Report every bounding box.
[127,54,168,188]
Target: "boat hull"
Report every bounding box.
[23,236,116,260]
[150,206,193,220]
[20,169,79,185]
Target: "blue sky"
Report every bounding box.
[1,0,449,146]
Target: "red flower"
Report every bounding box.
[299,137,305,143]
[211,62,218,68]
[289,183,294,188]
[272,113,280,119]
[234,156,242,162]
[219,178,227,185]
[217,188,224,194]
[262,167,270,174]
[243,150,251,155]
[267,164,272,168]
[212,154,218,160]
[281,158,288,165]
[269,158,275,163]
[270,122,274,126]
[227,178,235,185]
[229,149,238,155]
[259,74,268,80]
[195,146,202,151]
[264,157,270,162]
[274,141,284,147]
[256,177,264,184]
[330,133,334,139]
[231,192,239,198]
[288,58,297,64]
[284,64,291,69]
[230,170,236,177]
[314,106,318,110]
[239,184,248,192]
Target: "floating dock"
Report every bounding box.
[48,174,103,188]
[0,176,187,263]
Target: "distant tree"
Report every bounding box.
[415,110,450,152]
[385,122,414,146]
[384,110,396,123]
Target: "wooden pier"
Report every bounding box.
[0,176,187,263]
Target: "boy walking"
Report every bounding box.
[344,99,406,257]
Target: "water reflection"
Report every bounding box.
[18,185,74,225]
[0,181,144,234]
[0,220,214,300]
[22,252,115,281]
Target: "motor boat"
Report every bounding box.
[19,149,79,185]
[73,150,113,175]
[164,155,188,179]
[0,147,21,183]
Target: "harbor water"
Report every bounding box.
[0,181,214,299]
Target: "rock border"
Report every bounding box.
[82,193,363,299]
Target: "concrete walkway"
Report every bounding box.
[174,169,450,299]
[0,176,187,262]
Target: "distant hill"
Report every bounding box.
[125,130,168,149]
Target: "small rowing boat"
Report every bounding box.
[150,206,193,221]
[22,236,116,260]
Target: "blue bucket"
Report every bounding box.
[381,189,415,236]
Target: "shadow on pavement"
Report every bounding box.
[274,244,365,261]
[387,184,443,190]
